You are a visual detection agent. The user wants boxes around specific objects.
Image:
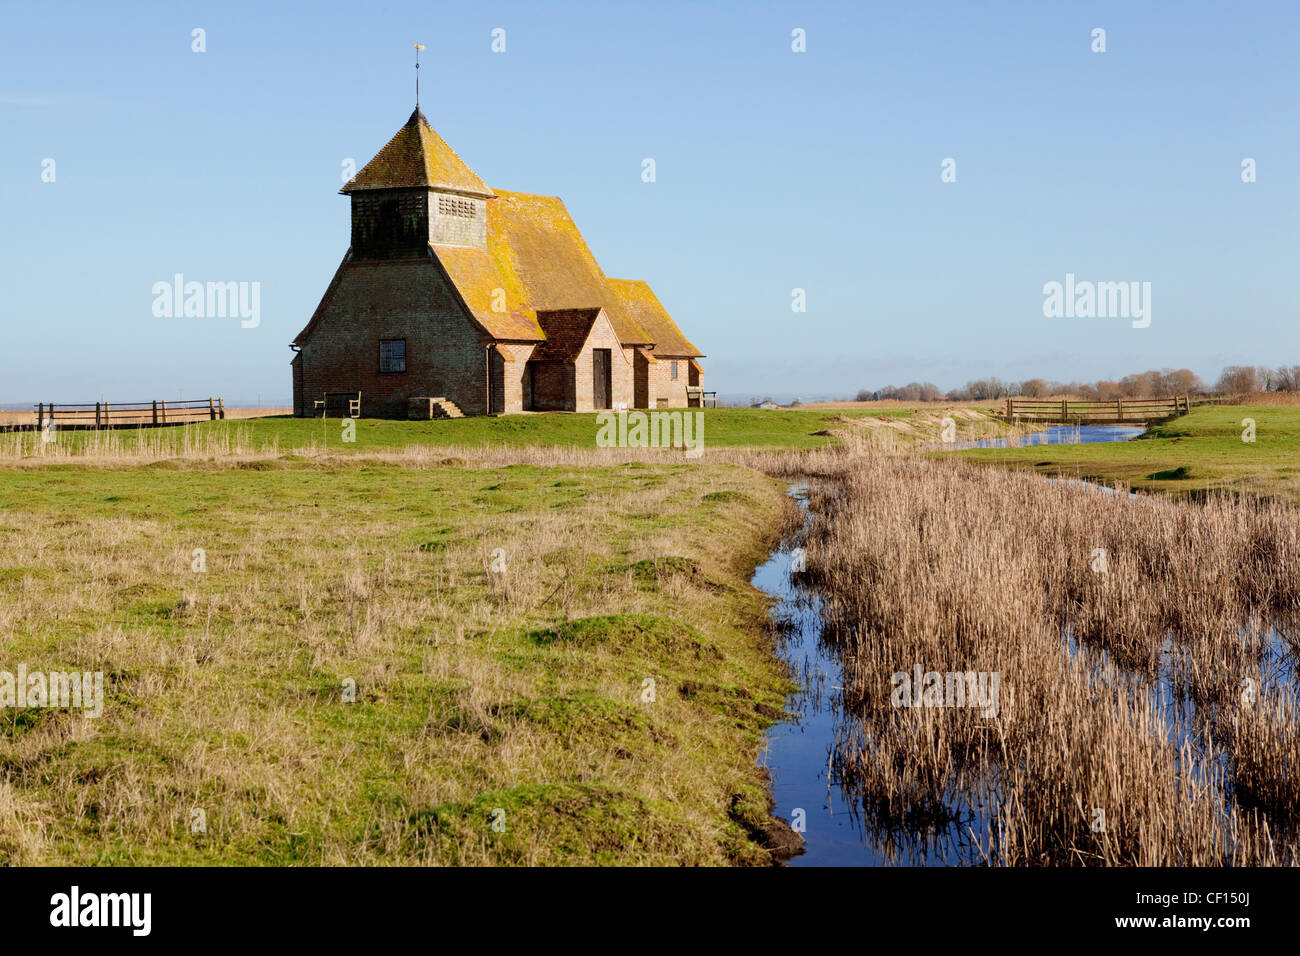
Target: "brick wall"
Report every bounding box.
[296,257,492,418]
[530,362,572,411]
[571,315,634,412]
[645,355,690,408]
[524,316,634,412]
[494,343,535,413]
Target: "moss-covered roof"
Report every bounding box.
[470,190,652,345]
[435,244,544,341]
[606,278,702,357]
[341,109,494,198]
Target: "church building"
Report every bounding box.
[291,108,704,418]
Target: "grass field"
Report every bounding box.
[10,407,866,450]
[0,456,800,864]
[0,405,1021,463]
[7,401,1298,865]
[954,405,1300,502]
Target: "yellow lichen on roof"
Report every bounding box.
[484,190,652,345]
[342,109,494,198]
[606,278,702,357]
[434,244,543,341]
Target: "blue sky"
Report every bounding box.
[2,0,1296,404]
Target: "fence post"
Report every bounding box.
[104,401,110,427]
[96,402,101,428]
[36,403,43,429]
[1061,399,1068,422]
[1117,399,1123,421]
[1006,397,1012,419]
[217,398,225,420]
[160,400,167,423]
[152,400,158,425]
[209,397,216,421]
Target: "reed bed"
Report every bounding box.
[0,423,271,463]
[799,454,1300,865]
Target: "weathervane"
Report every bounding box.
[414,42,425,109]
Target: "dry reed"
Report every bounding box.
[796,453,1300,864]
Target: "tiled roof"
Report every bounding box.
[532,308,603,361]
[341,109,494,198]
[494,342,535,363]
[434,245,544,341]
[606,278,702,357]
[472,191,652,345]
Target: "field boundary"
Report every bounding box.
[1003,395,1189,424]
[1,398,228,432]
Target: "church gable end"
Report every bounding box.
[295,259,490,419]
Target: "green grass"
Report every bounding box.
[952,404,1300,502]
[0,459,797,865]
[13,406,936,457]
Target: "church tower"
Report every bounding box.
[340,109,495,257]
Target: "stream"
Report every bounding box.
[754,486,996,865]
[752,484,872,864]
[752,423,1179,865]
[943,423,1145,450]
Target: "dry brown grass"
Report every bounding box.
[0,407,290,427]
[0,449,795,865]
[794,452,1300,864]
[0,423,272,464]
[218,407,292,419]
[1216,392,1300,406]
[0,421,896,472]
[797,399,1003,411]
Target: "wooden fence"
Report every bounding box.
[32,398,226,429]
[1004,395,1190,424]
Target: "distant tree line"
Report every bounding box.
[853,365,1300,403]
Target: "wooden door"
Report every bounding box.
[593,349,611,410]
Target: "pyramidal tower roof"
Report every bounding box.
[341,109,495,198]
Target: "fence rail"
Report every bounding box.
[1004,395,1190,423]
[30,398,225,429]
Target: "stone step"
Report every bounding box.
[430,399,463,420]
[409,396,464,420]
